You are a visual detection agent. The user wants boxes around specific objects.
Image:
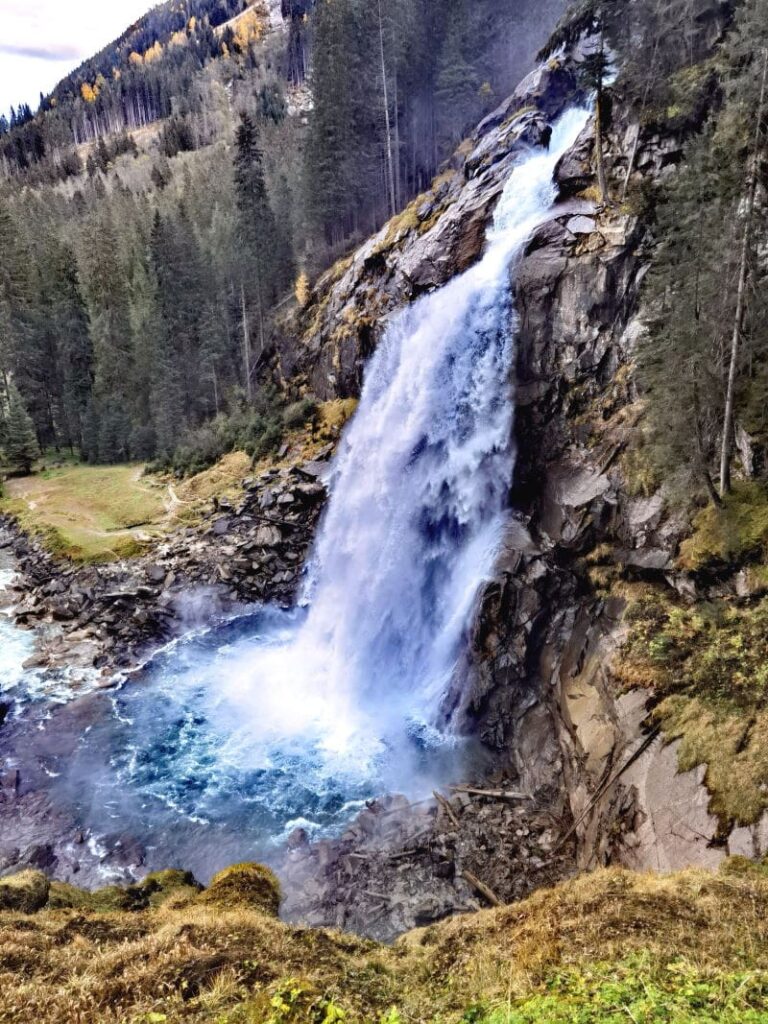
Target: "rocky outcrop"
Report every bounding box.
[275,60,584,401]
[2,457,330,680]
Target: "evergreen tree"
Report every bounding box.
[4,384,40,474]
[234,113,292,396]
[639,0,768,503]
[79,211,135,405]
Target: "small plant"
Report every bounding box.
[266,980,347,1024]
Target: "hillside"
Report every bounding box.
[0,0,564,475]
[1,860,768,1022]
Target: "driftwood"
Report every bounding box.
[554,726,662,852]
[362,890,393,902]
[387,847,428,861]
[462,870,502,908]
[241,511,312,532]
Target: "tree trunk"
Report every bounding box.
[240,282,252,402]
[393,61,402,209]
[377,0,397,218]
[719,47,768,497]
[621,33,661,202]
[595,85,608,204]
[693,379,722,508]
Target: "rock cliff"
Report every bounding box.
[267,32,744,935]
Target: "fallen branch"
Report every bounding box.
[240,511,313,533]
[433,790,460,828]
[554,726,661,853]
[387,847,427,862]
[462,870,502,907]
[450,786,531,801]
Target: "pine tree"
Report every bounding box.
[4,384,40,475]
[149,209,191,457]
[234,113,291,396]
[80,399,100,463]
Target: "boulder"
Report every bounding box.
[554,123,595,197]
[293,461,327,481]
[255,526,282,547]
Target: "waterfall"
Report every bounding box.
[70,109,590,865]
[202,108,590,772]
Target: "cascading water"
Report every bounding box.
[52,108,590,877]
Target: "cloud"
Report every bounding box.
[0,43,83,62]
[0,0,153,116]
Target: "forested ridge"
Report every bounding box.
[0,0,563,472]
[2,0,767,492]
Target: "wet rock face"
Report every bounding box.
[264,52,729,932]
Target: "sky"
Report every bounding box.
[0,0,153,120]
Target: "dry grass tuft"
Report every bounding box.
[199,863,281,916]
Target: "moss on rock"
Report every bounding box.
[47,881,145,913]
[0,870,50,913]
[47,870,202,914]
[617,584,768,824]
[679,482,768,571]
[199,862,282,916]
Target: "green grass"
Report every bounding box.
[480,954,768,1023]
[2,463,168,561]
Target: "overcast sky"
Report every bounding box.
[1,0,153,119]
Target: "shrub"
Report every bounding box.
[283,397,318,431]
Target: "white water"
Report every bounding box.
[182,109,591,788]
[0,558,35,693]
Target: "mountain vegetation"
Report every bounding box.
[4,0,768,1018]
[0,0,562,475]
[629,0,768,503]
